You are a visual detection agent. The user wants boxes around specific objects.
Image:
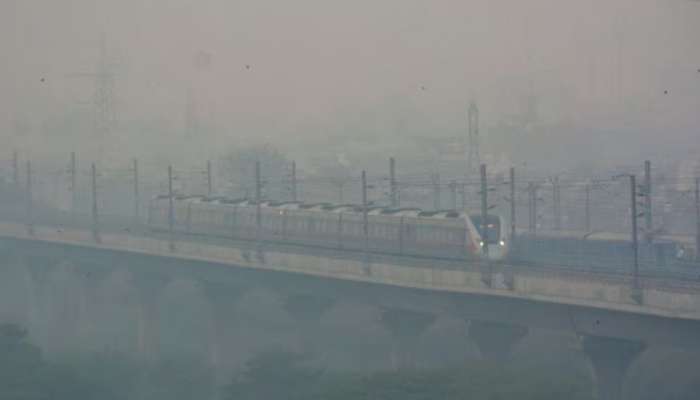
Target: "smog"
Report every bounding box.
[0,0,699,399]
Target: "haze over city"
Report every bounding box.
[1,1,700,400]
[2,0,699,170]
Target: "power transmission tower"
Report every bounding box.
[467,102,480,177]
[67,34,117,162]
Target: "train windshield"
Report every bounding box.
[471,215,501,243]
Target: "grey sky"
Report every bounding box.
[2,0,699,167]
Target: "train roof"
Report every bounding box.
[160,194,501,221]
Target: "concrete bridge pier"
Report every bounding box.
[468,320,528,363]
[43,262,90,356]
[380,308,436,370]
[202,283,246,371]
[283,294,334,356]
[582,336,645,400]
[201,283,247,400]
[2,256,43,335]
[133,276,169,363]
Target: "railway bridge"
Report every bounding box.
[0,220,699,400]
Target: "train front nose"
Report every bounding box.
[480,240,507,261]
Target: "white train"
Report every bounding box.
[148,195,510,261]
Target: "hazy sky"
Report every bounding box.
[2,0,699,167]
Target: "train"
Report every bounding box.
[510,228,695,271]
[147,195,510,261]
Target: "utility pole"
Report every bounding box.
[527,183,534,233]
[206,160,213,197]
[556,177,561,230]
[461,183,467,210]
[695,177,699,262]
[69,151,77,214]
[168,165,175,252]
[533,184,539,235]
[467,102,480,177]
[362,170,369,255]
[480,164,489,257]
[132,158,139,222]
[449,180,457,210]
[509,167,516,239]
[644,160,652,242]
[528,183,539,235]
[255,161,262,238]
[389,157,398,208]
[431,172,441,210]
[629,174,640,293]
[585,183,591,232]
[12,151,19,189]
[91,163,101,243]
[551,176,561,230]
[25,160,33,236]
[291,161,297,202]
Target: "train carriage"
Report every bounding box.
[148,195,508,262]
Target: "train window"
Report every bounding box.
[471,215,501,244]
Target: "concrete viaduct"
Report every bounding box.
[0,221,699,400]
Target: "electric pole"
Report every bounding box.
[291,161,297,202]
[389,157,397,208]
[480,164,489,257]
[362,170,369,255]
[629,174,640,293]
[91,163,101,243]
[168,165,175,252]
[132,158,139,222]
[207,160,213,197]
[431,172,441,210]
[25,160,33,236]
[695,177,699,262]
[528,183,534,233]
[644,160,652,242]
[12,151,18,189]
[585,183,591,232]
[551,176,561,230]
[255,161,262,239]
[528,182,539,235]
[448,180,457,210]
[69,151,77,214]
[510,167,516,239]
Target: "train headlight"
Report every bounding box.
[499,240,505,246]
[479,241,484,247]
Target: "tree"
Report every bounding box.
[223,350,323,400]
[0,324,47,399]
